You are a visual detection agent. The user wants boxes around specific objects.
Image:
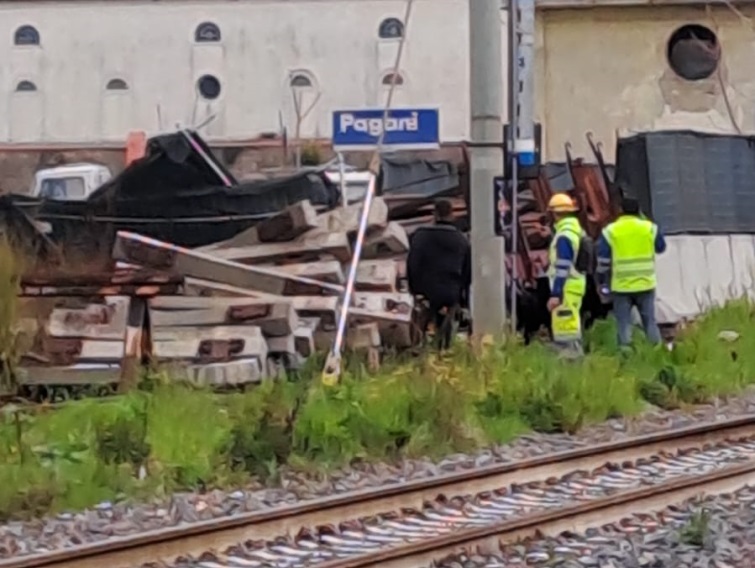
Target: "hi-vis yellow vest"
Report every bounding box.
[603,215,657,293]
[548,216,586,298]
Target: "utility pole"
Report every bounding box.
[469,0,507,338]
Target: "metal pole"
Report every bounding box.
[337,151,348,209]
[330,172,377,365]
[322,0,415,384]
[180,129,232,187]
[508,0,519,335]
[469,0,506,338]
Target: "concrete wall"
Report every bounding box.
[0,0,510,144]
[536,5,755,161]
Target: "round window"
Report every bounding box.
[197,75,222,100]
[667,24,720,81]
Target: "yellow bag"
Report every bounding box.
[552,304,582,343]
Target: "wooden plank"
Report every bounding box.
[212,232,352,265]
[46,297,130,340]
[261,260,345,285]
[112,231,342,297]
[362,222,409,258]
[317,197,388,234]
[356,260,398,292]
[152,325,268,364]
[150,299,297,337]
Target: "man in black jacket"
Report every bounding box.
[407,199,471,349]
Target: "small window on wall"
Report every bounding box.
[378,18,404,39]
[667,24,720,81]
[381,72,404,86]
[290,73,313,89]
[106,78,129,91]
[14,25,40,46]
[195,22,221,43]
[15,80,37,92]
[197,74,222,100]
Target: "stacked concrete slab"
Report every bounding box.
[111,198,414,387]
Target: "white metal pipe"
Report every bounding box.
[180,129,233,187]
[331,172,377,356]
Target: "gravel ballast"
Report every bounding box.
[3,391,755,559]
[433,485,755,567]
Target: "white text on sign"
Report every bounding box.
[338,112,419,137]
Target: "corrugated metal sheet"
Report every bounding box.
[616,130,755,234]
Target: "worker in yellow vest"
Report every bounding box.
[597,196,666,348]
[546,193,587,355]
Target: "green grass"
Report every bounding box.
[4,299,755,519]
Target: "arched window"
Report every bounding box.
[290,73,314,89]
[378,18,404,39]
[14,25,40,46]
[15,80,37,92]
[195,22,221,43]
[381,72,405,86]
[106,78,129,91]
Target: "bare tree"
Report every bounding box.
[289,76,322,168]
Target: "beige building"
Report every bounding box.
[0,0,484,144]
[0,0,752,164]
[535,2,755,160]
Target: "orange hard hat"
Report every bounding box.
[547,193,578,213]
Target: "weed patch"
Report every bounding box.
[3,301,755,518]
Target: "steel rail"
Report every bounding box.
[315,459,755,568]
[3,414,755,568]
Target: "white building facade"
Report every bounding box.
[0,0,496,144]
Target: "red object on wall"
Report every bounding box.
[125,131,147,166]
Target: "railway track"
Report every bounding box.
[4,415,755,568]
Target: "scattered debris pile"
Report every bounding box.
[14,198,415,397]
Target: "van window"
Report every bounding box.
[39,177,87,200]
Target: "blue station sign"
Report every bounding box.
[332,108,440,150]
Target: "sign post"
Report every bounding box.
[332,108,440,151]
[322,107,440,385]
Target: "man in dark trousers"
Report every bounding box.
[407,199,471,350]
[597,196,666,348]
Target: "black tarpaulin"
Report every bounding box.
[7,131,341,254]
[380,154,459,198]
[615,130,755,234]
